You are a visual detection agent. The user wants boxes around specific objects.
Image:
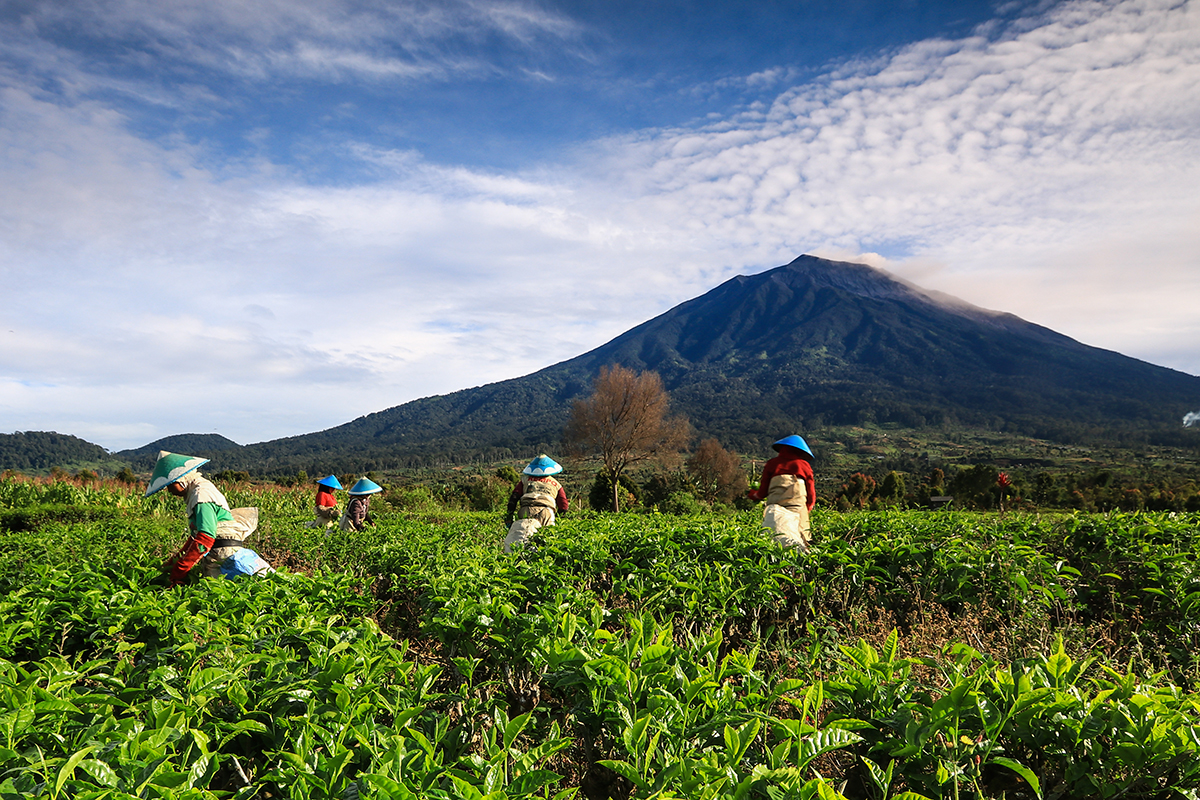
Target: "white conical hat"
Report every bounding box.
[145,451,209,497]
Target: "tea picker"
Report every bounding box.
[146,451,275,587]
[339,477,382,531]
[746,435,816,550]
[307,474,343,528]
[504,454,569,553]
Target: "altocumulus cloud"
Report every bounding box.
[0,0,1198,449]
[587,0,1200,362]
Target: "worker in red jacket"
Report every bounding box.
[308,475,342,528]
[747,435,816,550]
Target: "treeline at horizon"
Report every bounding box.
[7,452,1200,516]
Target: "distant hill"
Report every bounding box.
[116,434,243,470]
[201,254,1200,472]
[0,431,118,473]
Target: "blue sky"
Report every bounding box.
[2,0,1198,451]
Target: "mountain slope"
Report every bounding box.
[577,256,1194,437]
[0,431,119,473]
[207,255,1200,470]
[116,433,244,469]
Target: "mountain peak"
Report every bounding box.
[770,254,914,298]
[759,254,1059,340]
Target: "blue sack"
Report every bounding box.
[220,548,275,579]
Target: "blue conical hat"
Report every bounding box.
[772,435,814,460]
[348,477,382,495]
[523,454,562,476]
[316,475,343,490]
[145,451,209,497]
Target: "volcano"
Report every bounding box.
[121,254,1200,470]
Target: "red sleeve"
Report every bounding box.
[799,461,816,510]
[749,456,815,509]
[556,487,569,513]
[168,532,215,587]
[506,481,522,516]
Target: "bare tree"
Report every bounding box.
[564,365,690,512]
[686,438,748,505]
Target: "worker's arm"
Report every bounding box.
[505,481,522,525]
[167,503,219,587]
[747,461,776,502]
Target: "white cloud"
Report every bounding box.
[2,0,1199,450]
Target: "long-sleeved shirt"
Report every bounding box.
[170,473,234,586]
[748,449,816,511]
[347,495,371,527]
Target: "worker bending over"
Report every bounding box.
[504,455,568,552]
[147,451,274,587]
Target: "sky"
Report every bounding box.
[1,0,1198,452]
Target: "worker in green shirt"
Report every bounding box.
[146,451,273,586]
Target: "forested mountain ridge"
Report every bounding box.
[198,254,1200,471]
[577,255,1197,443]
[0,431,121,472]
[117,434,244,469]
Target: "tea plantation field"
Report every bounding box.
[2,477,1199,799]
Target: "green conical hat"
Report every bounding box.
[145,451,209,497]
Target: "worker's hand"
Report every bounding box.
[149,557,175,587]
[505,515,514,527]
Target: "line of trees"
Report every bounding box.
[828,464,1200,512]
[0,432,114,471]
[9,363,1197,515]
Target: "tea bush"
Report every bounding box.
[1,475,1199,798]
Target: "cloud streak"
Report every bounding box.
[8,0,583,86]
[588,0,1200,361]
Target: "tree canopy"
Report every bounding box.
[564,365,690,511]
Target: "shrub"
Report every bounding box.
[588,471,639,511]
[662,490,704,515]
[467,474,510,512]
[686,438,748,504]
[389,484,440,512]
